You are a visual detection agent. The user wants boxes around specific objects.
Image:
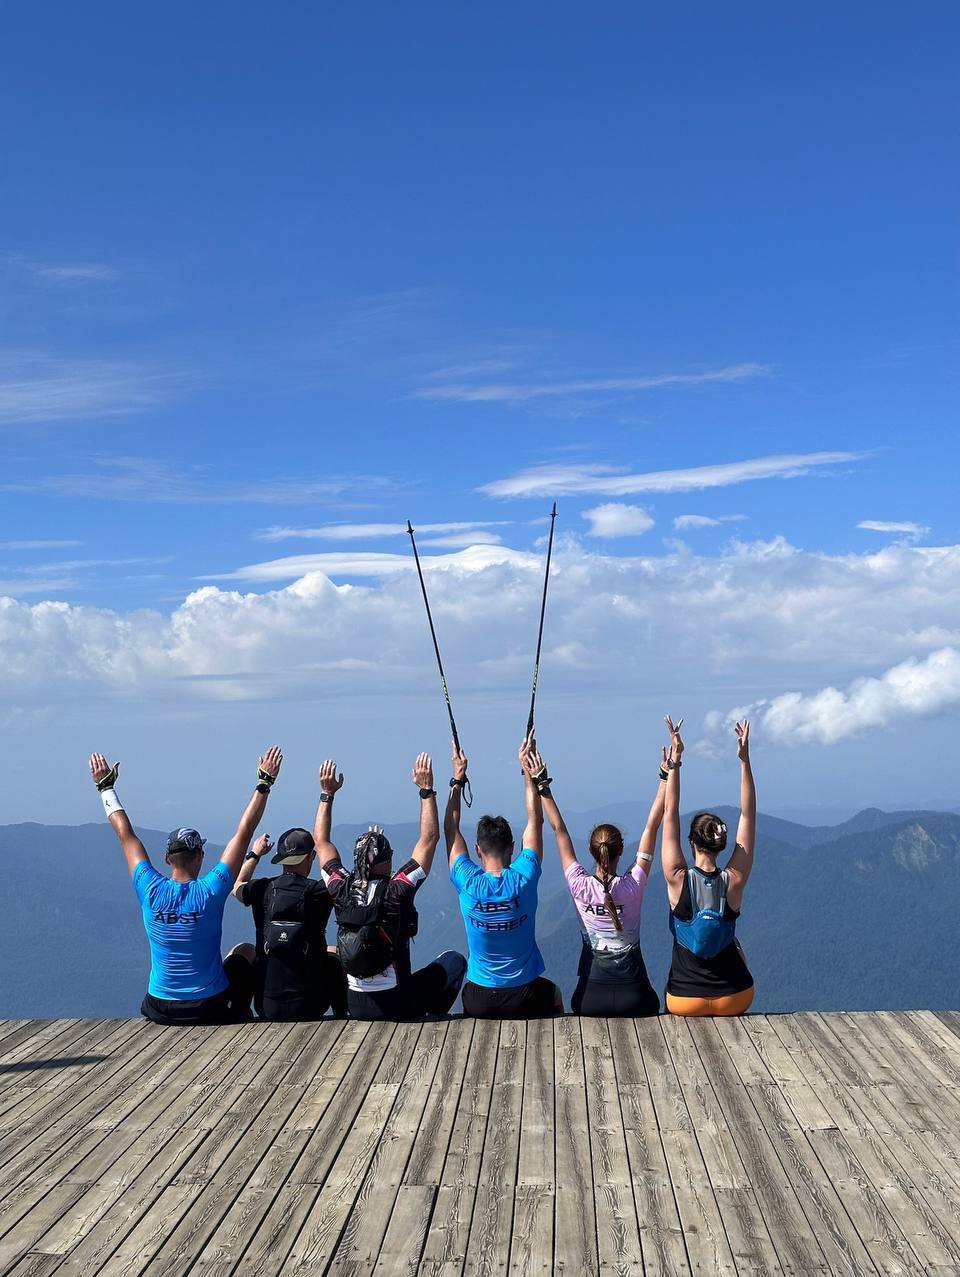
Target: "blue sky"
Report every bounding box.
[0,4,958,834]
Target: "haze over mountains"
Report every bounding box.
[1,805,953,1018]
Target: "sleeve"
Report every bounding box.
[630,862,649,884]
[563,860,592,902]
[392,859,427,896]
[450,853,479,892]
[236,878,265,908]
[131,861,163,904]
[200,862,234,902]
[512,848,542,887]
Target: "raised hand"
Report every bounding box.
[413,752,434,790]
[258,746,283,785]
[319,758,344,794]
[89,753,120,791]
[451,740,468,784]
[735,719,751,761]
[252,833,273,858]
[520,742,548,783]
[664,715,685,762]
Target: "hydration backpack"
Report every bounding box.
[263,878,310,958]
[670,869,737,959]
[336,878,395,979]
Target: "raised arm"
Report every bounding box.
[660,716,687,905]
[726,720,755,898]
[232,833,273,901]
[519,738,544,860]
[89,754,150,876]
[219,746,283,881]
[637,752,668,868]
[313,759,344,865]
[520,742,576,872]
[445,742,469,871]
[410,753,440,874]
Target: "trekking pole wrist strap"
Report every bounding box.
[257,767,277,790]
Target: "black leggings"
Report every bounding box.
[571,943,659,1017]
[347,952,467,1022]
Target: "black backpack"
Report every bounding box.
[336,878,395,979]
[263,878,310,959]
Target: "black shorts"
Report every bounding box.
[140,952,254,1026]
[347,954,466,1022]
[256,952,348,1022]
[461,976,559,1020]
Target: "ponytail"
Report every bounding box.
[588,824,624,932]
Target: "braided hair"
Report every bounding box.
[352,829,393,890]
[588,823,624,932]
[688,812,728,855]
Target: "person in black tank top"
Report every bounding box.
[660,716,757,1017]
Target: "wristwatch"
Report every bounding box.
[319,792,332,803]
[419,787,437,799]
[244,849,261,862]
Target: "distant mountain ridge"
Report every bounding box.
[0,806,953,1017]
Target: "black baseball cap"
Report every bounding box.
[271,828,315,865]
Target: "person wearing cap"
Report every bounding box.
[313,752,467,1021]
[231,826,347,1021]
[88,745,282,1026]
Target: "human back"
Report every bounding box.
[135,859,233,1000]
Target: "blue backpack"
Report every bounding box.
[670,869,737,959]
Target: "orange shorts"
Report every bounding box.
[665,986,755,1017]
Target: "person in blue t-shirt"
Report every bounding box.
[88,745,283,1025]
[445,739,562,1018]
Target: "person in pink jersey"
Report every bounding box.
[520,739,662,1016]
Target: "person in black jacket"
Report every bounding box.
[233,827,346,1020]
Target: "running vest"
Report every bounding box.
[263,878,310,958]
[670,868,737,958]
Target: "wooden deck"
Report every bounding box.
[0,1013,957,1276]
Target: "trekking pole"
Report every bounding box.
[406,521,472,807]
[525,502,558,742]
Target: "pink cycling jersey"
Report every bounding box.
[564,859,648,952]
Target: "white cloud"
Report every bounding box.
[204,544,537,584]
[4,539,960,735]
[858,520,929,543]
[416,531,503,548]
[415,362,768,402]
[256,521,509,543]
[705,647,960,748]
[0,540,83,550]
[481,451,864,499]
[0,458,387,506]
[0,353,174,425]
[673,514,747,530]
[582,503,655,538]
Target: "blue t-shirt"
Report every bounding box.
[133,861,234,1001]
[450,848,545,988]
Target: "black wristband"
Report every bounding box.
[537,784,553,798]
[255,782,271,795]
[419,787,437,799]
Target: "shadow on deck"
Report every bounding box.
[0,1010,957,1275]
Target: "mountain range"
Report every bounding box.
[0,804,954,1017]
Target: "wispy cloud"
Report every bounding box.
[415,361,769,403]
[858,519,929,544]
[0,252,118,285]
[482,451,865,499]
[582,503,655,538]
[673,513,748,530]
[0,352,176,425]
[0,539,83,550]
[255,520,510,543]
[0,457,389,506]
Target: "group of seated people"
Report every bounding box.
[89,714,756,1025]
